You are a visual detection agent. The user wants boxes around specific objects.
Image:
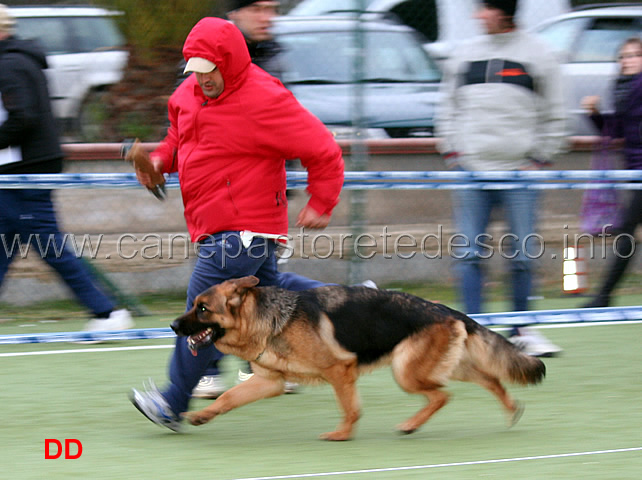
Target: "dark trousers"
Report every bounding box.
[0,189,114,315]
[595,189,642,298]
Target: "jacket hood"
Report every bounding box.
[0,36,47,69]
[183,17,251,96]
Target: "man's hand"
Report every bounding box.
[296,204,330,229]
[122,139,166,200]
[581,95,601,116]
[135,155,165,189]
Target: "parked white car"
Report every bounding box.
[9,6,129,141]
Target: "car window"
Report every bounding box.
[14,16,125,55]
[67,17,126,52]
[15,18,70,55]
[280,30,441,83]
[572,18,640,63]
[535,17,587,56]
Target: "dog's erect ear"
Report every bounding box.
[227,276,259,309]
[232,276,260,289]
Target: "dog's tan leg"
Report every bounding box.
[397,388,450,434]
[456,368,523,427]
[475,373,523,427]
[392,322,464,434]
[320,362,360,441]
[183,374,284,426]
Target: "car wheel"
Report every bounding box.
[76,89,109,142]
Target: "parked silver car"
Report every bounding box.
[288,0,570,61]
[274,16,442,138]
[533,4,642,135]
[9,6,129,140]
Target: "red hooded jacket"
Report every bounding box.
[153,18,344,241]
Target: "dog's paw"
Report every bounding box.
[396,421,418,435]
[507,401,525,428]
[182,410,212,426]
[319,430,352,441]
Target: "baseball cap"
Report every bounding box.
[184,57,217,74]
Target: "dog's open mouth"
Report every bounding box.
[187,328,213,356]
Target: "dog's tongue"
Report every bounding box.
[187,328,213,356]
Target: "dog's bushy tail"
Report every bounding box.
[466,324,545,385]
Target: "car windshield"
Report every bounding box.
[15,16,125,55]
[279,30,441,84]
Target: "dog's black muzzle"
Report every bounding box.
[170,316,225,341]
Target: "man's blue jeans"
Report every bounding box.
[451,187,540,314]
[0,189,115,315]
[163,231,324,415]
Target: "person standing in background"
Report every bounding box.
[581,37,642,308]
[227,0,284,78]
[436,0,566,356]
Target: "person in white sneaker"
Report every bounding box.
[0,5,133,338]
[129,17,344,430]
[437,0,564,357]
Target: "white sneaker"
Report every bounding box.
[237,369,254,383]
[78,309,134,343]
[509,327,562,357]
[85,309,134,332]
[237,369,300,394]
[355,280,378,289]
[130,378,182,432]
[284,381,300,394]
[192,375,226,399]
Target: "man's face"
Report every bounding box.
[228,1,279,43]
[474,5,511,35]
[196,68,225,99]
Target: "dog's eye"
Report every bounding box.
[197,303,209,313]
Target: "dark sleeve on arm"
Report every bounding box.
[0,59,41,149]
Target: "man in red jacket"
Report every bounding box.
[130,17,344,431]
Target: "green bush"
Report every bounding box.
[98,0,223,60]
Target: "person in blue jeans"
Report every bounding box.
[0,6,132,333]
[129,18,344,432]
[0,190,132,332]
[451,187,540,315]
[436,0,566,356]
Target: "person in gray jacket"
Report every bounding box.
[436,0,566,356]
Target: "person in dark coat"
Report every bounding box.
[0,4,133,333]
[226,0,284,78]
[581,37,642,308]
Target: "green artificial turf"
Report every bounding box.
[1,310,640,479]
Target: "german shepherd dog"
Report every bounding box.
[171,276,545,441]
